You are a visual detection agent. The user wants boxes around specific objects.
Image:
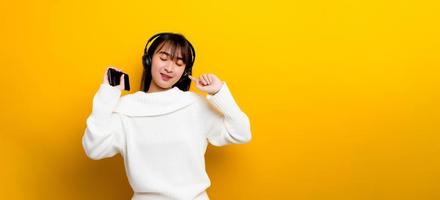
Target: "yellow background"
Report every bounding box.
[1,0,439,199]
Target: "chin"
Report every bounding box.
[155,78,176,89]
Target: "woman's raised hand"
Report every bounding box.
[103,66,125,91]
[188,73,223,95]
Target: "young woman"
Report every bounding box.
[82,32,252,200]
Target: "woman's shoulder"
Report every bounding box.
[184,90,205,102]
[185,91,223,116]
[184,90,213,106]
[113,90,207,117]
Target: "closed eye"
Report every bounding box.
[159,52,168,60]
[158,51,184,66]
[176,60,184,66]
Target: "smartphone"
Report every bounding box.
[107,68,130,91]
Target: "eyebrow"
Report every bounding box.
[158,51,183,60]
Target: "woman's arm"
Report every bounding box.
[83,67,126,159]
[82,83,125,160]
[205,82,252,146]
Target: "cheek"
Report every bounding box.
[151,60,165,71]
[176,68,186,77]
[177,66,185,73]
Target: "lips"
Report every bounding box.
[160,73,173,81]
[161,73,173,78]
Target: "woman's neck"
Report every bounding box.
[147,82,170,93]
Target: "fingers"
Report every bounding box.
[105,66,126,89]
[207,74,213,84]
[105,66,122,77]
[189,74,214,86]
[202,74,210,85]
[201,74,210,85]
[188,75,198,85]
[103,67,110,84]
[188,75,196,82]
[104,67,109,77]
[119,73,125,90]
[120,73,125,81]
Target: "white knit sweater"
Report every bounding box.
[82,81,252,200]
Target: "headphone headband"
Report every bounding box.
[143,32,196,66]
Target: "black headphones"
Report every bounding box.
[142,32,196,79]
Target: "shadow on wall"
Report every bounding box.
[23,131,231,200]
[26,137,132,200]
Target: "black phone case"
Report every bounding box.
[107,68,130,91]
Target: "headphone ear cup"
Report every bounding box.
[142,54,151,68]
[146,57,151,67]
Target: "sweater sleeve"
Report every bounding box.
[205,81,252,146]
[82,83,125,160]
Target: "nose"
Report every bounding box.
[164,61,176,73]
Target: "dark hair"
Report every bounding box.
[140,32,195,92]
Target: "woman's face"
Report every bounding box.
[149,42,186,91]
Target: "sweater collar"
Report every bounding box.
[114,86,199,117]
